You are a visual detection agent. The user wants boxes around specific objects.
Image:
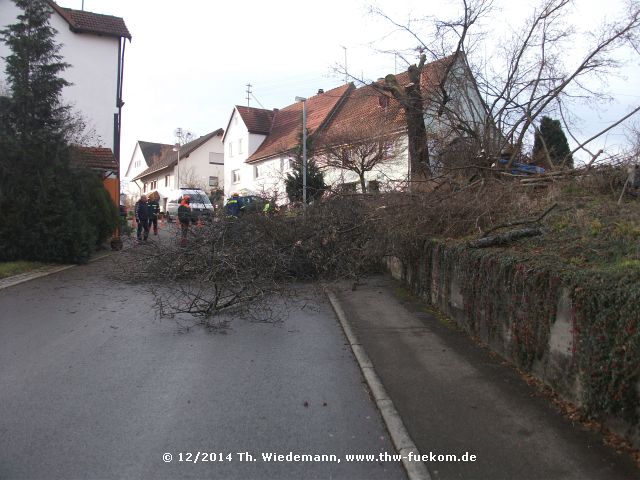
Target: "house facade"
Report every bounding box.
[222,106,275,197]
[123,141,172,200]
[131,129,224,212]
[223,84,355,202]
[0,1,131,157]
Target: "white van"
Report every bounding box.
[165,188,214,222]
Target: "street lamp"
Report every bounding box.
[295,96,307,208]
[173,142,180,189]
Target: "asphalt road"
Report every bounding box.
[0,256,405,480]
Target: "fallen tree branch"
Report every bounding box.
[468,227,543,248]
[482,203,557,236]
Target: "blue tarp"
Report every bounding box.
[497,158,545,175]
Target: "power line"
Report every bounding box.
[250,92,266,109]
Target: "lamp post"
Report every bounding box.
[173,142,180,189]
[295,96,307,208]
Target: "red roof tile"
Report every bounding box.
[47,1,131,40]
[311,56,459,147]
[317,84,406,142]
[236,107,275,135]
[247,84,353,163]
[71,147,117,171]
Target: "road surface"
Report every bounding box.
[0,255,405,480]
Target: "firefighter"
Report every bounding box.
[225,193,241,217]
[177,195,192,246]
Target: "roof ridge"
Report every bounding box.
[46,1,131,39]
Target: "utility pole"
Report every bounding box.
[295,96,308,209]
[341,46,348,84]
[246,83,252,107]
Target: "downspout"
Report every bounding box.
[114,36,127,207]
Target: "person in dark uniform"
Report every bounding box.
[134,194,150,242]
[147,191,161,235]
[178,195,192,246]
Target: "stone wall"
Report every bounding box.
[384,243,640,448]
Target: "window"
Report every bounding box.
[165,175,169,187]
[209,152,219,164]
[232,169,240,183]
[254,164,266,179]
[340,148,351,167]
[238,139,243,154]
[339,182,357,193]
[143,183,147,193]
[228,143,233,157]
[368,180,380,193]
[281,158,291,171]
[209,176,219,187]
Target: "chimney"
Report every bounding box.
[317,88,324,95]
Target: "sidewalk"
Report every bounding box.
[329,275,639,480]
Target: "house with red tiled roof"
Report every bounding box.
[0,0,130,159]
[223,84,353,200]
[222,55,489,201]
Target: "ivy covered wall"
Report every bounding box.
[386,240,640,446]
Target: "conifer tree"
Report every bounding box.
[285,131,326,204]
[1,0,70,172]
[533,116,574,169]
[0,0,117,263]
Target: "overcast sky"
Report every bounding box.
[52,0,640,169]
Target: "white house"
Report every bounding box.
[223,84,353,202]
[222,106,276,198]
[131,129,224,212]
[123,140,172,200]
[0,0,131,158]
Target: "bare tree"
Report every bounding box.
[175,127,194,147]
[180,166,207,190]
[317,119,406,193]
[359,0,640,172]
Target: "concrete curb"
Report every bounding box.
[0,251,114,291]
[325,287,432,480]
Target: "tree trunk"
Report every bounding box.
[359,173,367,194]
[383,57,431,189]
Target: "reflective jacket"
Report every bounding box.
[225,198,240,217]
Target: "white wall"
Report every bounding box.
[0,3,121,150]
[136,134,225,211]
[0,2,22,95]
[223,108,267,198]
[123,142,149,200]
[249,155,293,204]
[177,134,224,192]
[320,136,410,192]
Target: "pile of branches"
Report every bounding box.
[117,196,384,325]
[118,167,637,324]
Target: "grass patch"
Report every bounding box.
[0,261,45,279]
